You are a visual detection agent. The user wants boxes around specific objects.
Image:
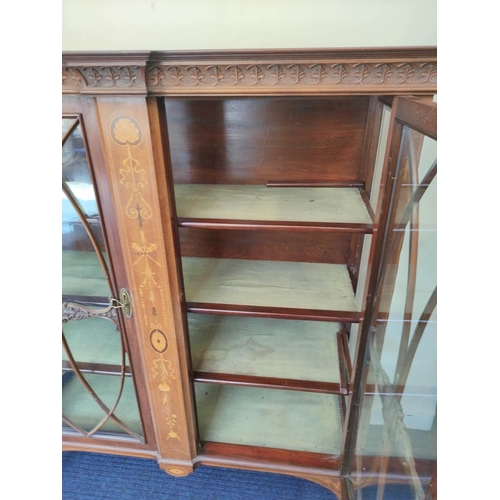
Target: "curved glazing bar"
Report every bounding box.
[61,118,143,440]
[352,126,437,499]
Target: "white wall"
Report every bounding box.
[62,0,437,51]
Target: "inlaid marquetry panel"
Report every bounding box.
[96,97,195,463]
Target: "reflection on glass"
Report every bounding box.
[353,128,436,498]
[62,123,103,249]
[62,189,110,298]
[369,104,392,210]
[62,119,143,440]
[350,104,392,362]
[62,373,142,437]
[62,118,77,138]
[62,317,127,367]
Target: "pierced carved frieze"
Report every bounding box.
[62,49,437,96]
[62,67,84,93]
[63,65,147,95]
[80,66,144,91]
[146,62,437,94]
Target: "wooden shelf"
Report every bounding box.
[182,257,359,322]
[189,314,350,394]
[195,383,343,454]
[175,184,373,232]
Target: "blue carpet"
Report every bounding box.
[62,451,414,499]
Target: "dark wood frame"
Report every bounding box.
[62,48,437,499]
[340,97,437,499]
[62,99,157,452]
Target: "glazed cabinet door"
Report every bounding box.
[63,116,141,438]
[62,101,158,451]
[62,96,198,475]
[343,97,437,499]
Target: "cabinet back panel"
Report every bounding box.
[179,227,350,264]
[165,97,369,184]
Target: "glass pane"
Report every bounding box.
[62,122,108,299]
[62,118,77,138]
[62,317,127,367]
[62,373,143,436]
[369,104,392,210]
[350,103,391,363]
[62,119,143,440]
[353,127,437,498]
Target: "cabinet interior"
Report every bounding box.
[163,95,378,453]
[62,94,381,452]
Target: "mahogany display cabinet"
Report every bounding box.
[62,48,437,499]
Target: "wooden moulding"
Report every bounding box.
[193,372,347,396]
[63,438,435,496]
[63,47,437,96]
[196,443,435,497]
[62,360,131,376]
[178,219,373,233]
[186,302,361,323]
[396,97,437,140]
[62,441,196,477]
[64,439,344,494]
[200,441,340,470]
[197,442,344,498]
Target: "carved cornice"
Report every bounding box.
[63,51,149,95]
[147,61,435,94]
[63,65,147,95]
[62,67,84,92]
[62,47,437,96]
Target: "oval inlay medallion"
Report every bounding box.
[150,329,168,353]
[166,467,187,476]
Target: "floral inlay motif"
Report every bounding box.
[112,118,141,145]
[152,356,181,441]
[107,109,185,450]
[132,231,160,288]
[111,116,151,225]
